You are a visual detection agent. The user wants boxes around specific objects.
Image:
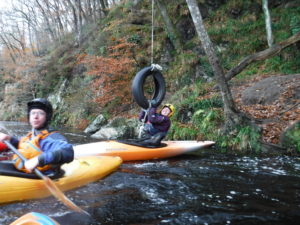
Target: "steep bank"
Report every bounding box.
[0,0,299,153]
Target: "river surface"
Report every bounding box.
[0,121,299,225]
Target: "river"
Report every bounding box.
[0,121,299,225]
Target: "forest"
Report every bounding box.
[0,0,300,154]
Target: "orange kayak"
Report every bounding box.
[10,212,59,225]
[74,140,215,161]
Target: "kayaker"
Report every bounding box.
[0,98,74,176]
[138,102,175,146]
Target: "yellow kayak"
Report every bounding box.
[0,156,122,204]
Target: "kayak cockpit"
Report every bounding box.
[0,162,64,179]
[117,139,167,148]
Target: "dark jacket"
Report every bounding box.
[139,107,171,133]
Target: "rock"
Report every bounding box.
[84,114,107,134]
[48,79,68,110]
[90,117,140,139]
[91,127,126,139]
[241,74,300,105]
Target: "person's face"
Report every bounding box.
[161,107,171,117]
[29,109,47,129]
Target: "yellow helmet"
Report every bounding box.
[162,104,175,117]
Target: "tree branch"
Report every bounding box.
[225,31,300,81]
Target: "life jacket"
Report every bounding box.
[12,130,57,173]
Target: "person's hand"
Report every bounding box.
[24,156,39,173]
[0,133,11,142]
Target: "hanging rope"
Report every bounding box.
[138,0,162,139]
[150,0,162,71]
[151,0,154,65]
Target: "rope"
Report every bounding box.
[151,64,162,71]
[138,109,148,138]
[151,0,154,65]
[150,0,163,71]
[138,0,162,139]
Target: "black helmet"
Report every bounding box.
[27,98,53,124]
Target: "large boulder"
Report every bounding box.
[84,114,107,134]
[241,74,300,105]
[90,117,140,140]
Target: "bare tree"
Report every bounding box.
[52,0,65,38]
[186,0,247,130]
[0,34,17,63]
[35,0,56,41]
[65,0,79,34]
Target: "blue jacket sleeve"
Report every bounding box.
[38,133,74,166]
[10,136,19,148]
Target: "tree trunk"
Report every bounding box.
[77,0,84,44]
[91,0,96,21]
[65,0,78,34]
[185,0,246,129]
[99,0,107,16]
[79,0,88,23]
[53,0,65,37]
[86,0,93,22]
[156,0,183,51]
[262,0,273,47]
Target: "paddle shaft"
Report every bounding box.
[3,140,43,177]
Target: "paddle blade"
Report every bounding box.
[42,175,89,215]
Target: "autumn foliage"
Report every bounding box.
[78,38,136,114]
[0,46,40,102]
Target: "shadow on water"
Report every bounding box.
[1,121,300,224]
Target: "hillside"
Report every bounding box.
[0,0,300,153]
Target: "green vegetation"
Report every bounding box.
[218,125,261,153]
[281,123,300,153]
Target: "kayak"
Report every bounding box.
[74,140,215,161]
[0,156,122,204]
[10,212,59,225]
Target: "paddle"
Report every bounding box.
[3,140,89,215]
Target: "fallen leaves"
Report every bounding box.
[233,75,300,144]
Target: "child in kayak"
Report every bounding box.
[138,102,175,146]
[0,98,74,176]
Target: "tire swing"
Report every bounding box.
[132,0,166,109]
[131,65,166,109]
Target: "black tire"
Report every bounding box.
[132,66,166,109]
